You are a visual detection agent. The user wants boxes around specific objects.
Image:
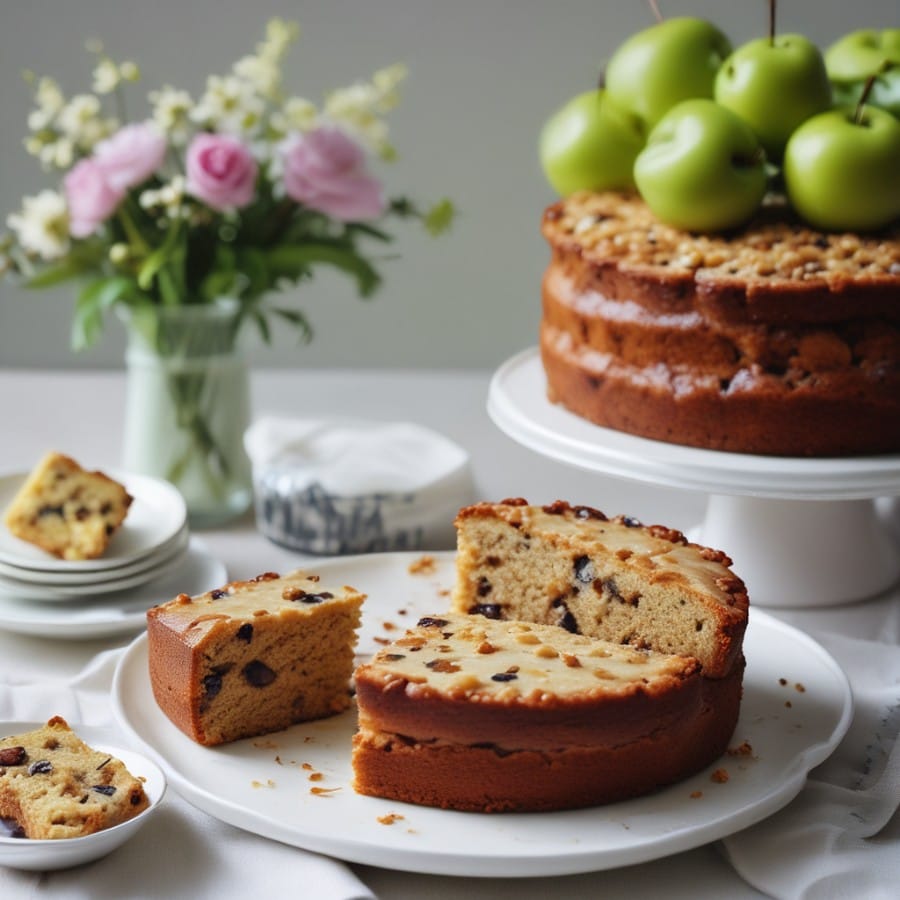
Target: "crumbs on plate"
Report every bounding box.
[408,555,437,575]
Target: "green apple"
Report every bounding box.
[826,30,900,117]
[714,34,833,159]
[539,89,645,196]
[605,17,732,129]
[783,105,900,231]
[634,99,767,232]
[825,28,900,81]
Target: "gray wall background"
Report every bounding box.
[1,0,895,370]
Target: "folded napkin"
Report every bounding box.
[245,417,475,555]
[0,650,375,900]
[722,632,900,900]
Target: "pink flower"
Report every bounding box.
[281,126,385,221]
[64,158,123,238]
[185,133,258,211]
[94,122,167,192]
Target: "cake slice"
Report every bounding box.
[0,716,149,839]
[450,499,748,678]
[352,613,743,812]
[147,570,365,746]
[4,452,133,561]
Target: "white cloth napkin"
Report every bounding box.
[722,632,900,900]
[245,417,475,554]
[0,650,376,900]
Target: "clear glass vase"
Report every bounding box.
[120,300,253,528]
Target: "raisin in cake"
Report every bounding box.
[541,191,900,457]
[147,571,365,746]
[4,452,133,560]
[451,499,748,679]
[352,613,743,812]
[0,716,149,839]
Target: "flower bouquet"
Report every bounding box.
[1,18,452,525]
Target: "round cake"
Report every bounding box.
[540,191,900,457]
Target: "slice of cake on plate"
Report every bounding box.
[147,570,365,746]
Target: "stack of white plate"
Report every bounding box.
[0,471,227,639]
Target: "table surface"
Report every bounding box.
[1,366,898,899]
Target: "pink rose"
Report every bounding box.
[64,158,123,238]
[281,126,385,221]
[185,133,258,211]
[94,122,167,192]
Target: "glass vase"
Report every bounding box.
[120,300,253,529]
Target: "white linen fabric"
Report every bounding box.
[244,417,475,554]
[0,650,375,900]
[722,632,900,900]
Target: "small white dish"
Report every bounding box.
[0,538,227,639]
[0,523,189,588]
[0,722,166,871]
[0,471,187,573]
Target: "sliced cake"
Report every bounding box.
[4,452,133,561]
[147,570,365,746]
[0,716,149,839]
[352,613,743,812]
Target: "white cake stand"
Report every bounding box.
[487,348,900,609]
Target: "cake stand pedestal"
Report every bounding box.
[487,348,900,609]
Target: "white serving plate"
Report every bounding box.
[112,551,852,878]
[0,470,187,573]
[0,722,166,871]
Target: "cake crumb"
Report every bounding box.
[253,739,278,750]
[377,813,405,825]
[408,555,437,575]
[785,700,793,708]
[778,677,788,686]
[795,682,806,693]
[727,740,754,757]
[308,772,324,782]
[373,636,390,646]
[310,786,341,796]
[382,621,397,631]
[711,768,729,784]
[251,779,276,789]
[690,790,703,799]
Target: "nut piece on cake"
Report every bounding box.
[4,452,133,561]
[146,571,366,746]
[0,716,149,839]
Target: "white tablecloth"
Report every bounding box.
[1,368,897,900]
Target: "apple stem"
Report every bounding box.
[648,0,663,23]
[768,0,777,45]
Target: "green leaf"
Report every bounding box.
[265,243,382,297]
[24,258,95,288]
[424,199,455,236]
[235,247,270,300]
[250,308,272,345]
[137,220,183,291]
[345,222,394,243]
[71,276,134,351]
[270,306,313,343]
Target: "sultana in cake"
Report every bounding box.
[540,191,900,457]
[0,716,149,839]
[352,613,743,812]
[147,570,365,746]
[4,452,133,560]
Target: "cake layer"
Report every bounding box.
[352,614,744,812]
[451,499,747,679]
[540,191,900,457]
[147,571,364,746]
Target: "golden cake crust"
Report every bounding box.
[147,571,364,746]
[540,192,900,457]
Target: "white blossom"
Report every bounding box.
[191,74,265,135]
[7,190,70,260]
[56,94,117,150]
[92,59,120,94]
[149,86,193,145]
[139,174,189,219]
[270,96,318,137]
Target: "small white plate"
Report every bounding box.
[0,471,187,572]
[0,722,166,871]
[0,532,191,602]
[0,538,227,640]
[0,523,189,588]
[112,550,853,878]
